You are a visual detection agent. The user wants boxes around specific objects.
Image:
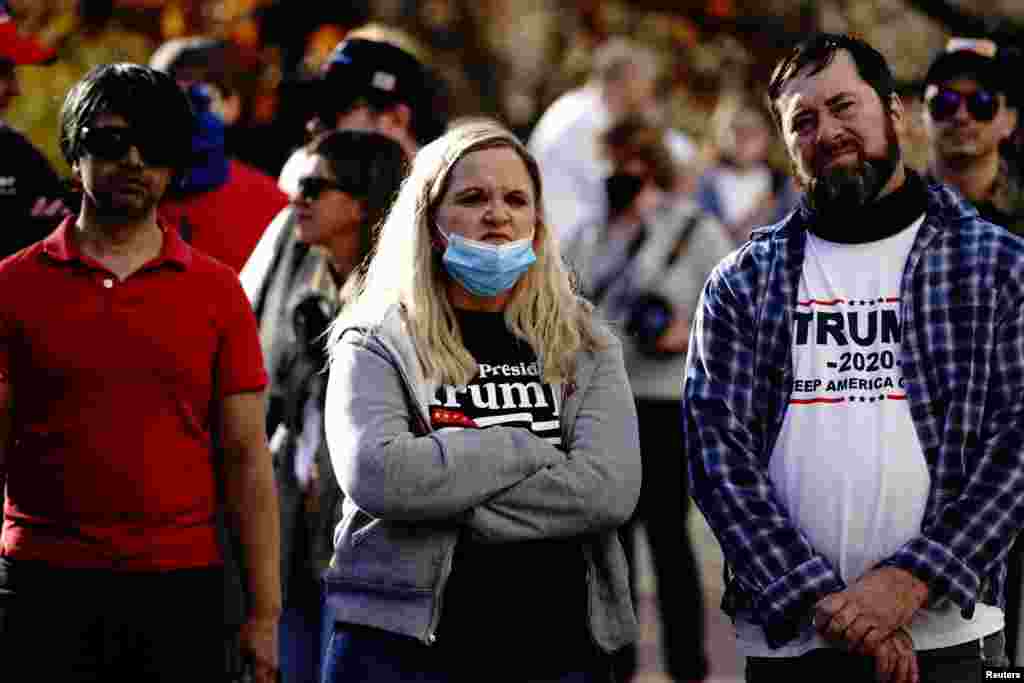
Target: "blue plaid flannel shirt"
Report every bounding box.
[683,179,1024,648]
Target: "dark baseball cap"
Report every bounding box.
[924,38,1013,99]
[0,0,56,65]
[313,37,448,144]
[320,38,428,108]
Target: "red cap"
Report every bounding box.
[0,1,57,65]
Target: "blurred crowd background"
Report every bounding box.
[7,0,1024,187]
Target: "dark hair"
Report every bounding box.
[59,63,196,170]
[601,116,677,191]
[766,33,896,131]
[311,129,408,258]
[150,37,244,97]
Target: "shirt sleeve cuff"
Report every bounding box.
[757,556,846,649]
[878,536,980,617]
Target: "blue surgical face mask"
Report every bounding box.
[438,227,537,298]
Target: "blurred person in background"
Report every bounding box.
[921,38,1024,665]
[562,116,732,683]
[149,36,254,161]
[0,63,279,682]
[321,118,640,683]
[0,0,71,258]
[238,31,446,680]
[528,37,660,245]
[243,32,448,403]
[695,91,799,245]
[266,129,406,683]
[276,34,447,196]
[150,36,289,273]
[921,37,1023,236]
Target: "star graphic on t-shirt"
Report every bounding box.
[430,407,479,429]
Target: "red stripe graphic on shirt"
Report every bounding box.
[797,299,845,306]
[796,298,902,307]
[790,394,908,405]
[790,397,845,404]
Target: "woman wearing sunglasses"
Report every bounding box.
[265,128,407,683]
[320,119,641,682]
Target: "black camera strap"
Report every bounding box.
[590,225,648,305]
[664,212,703,269]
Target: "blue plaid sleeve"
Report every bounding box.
[881,295,1024,614]
[684,251,845,647]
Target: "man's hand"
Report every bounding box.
[873,628,918,683]
[239,614,279,683]
[654,313,691,354]
[814,567,928,655]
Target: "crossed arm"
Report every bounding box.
[326,338,640,539]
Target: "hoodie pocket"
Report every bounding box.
[332,511,453,592]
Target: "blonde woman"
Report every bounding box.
[322,119,641,682]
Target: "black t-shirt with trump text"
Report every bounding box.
[434,308,594,670]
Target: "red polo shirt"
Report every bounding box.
[159,159,289,273]
[0,217,268,570]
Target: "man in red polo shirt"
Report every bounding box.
[0,63,280,682]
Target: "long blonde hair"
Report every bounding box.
[330,118,608,384]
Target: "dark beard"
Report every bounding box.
[807,124,901,216]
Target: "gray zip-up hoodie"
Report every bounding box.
[322,304,642,651]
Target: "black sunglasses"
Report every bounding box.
[79,126,180,167]
[926,87,1000,122]
[297,175,350,201]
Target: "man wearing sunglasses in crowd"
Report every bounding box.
[924,38,1024,668]
[922,37,1024,235]
[0,63,281,682]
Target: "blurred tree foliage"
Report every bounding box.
[6,0,1024,178]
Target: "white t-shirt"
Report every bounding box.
[735,218,1003,657]
[714,166,772,226]
[528,86,612,245]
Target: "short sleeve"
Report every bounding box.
[216,269,269,397]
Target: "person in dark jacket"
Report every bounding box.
[921,37,1023,236]
[266,129,406,683]
[0,0,72,258]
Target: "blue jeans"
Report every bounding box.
[322,622,615,683]
[279,599,329,683]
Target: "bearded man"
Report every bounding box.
[683,33,1024,683]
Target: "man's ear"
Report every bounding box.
[888,92,906,134]
[378,103,412,139]
[1001,103,1019,142]
[218,92,243,127]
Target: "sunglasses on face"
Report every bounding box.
[79,126,179,167]
[297,175,351,201]
[926,87,1000,122]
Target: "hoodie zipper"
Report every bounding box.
[425,534,456,644]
